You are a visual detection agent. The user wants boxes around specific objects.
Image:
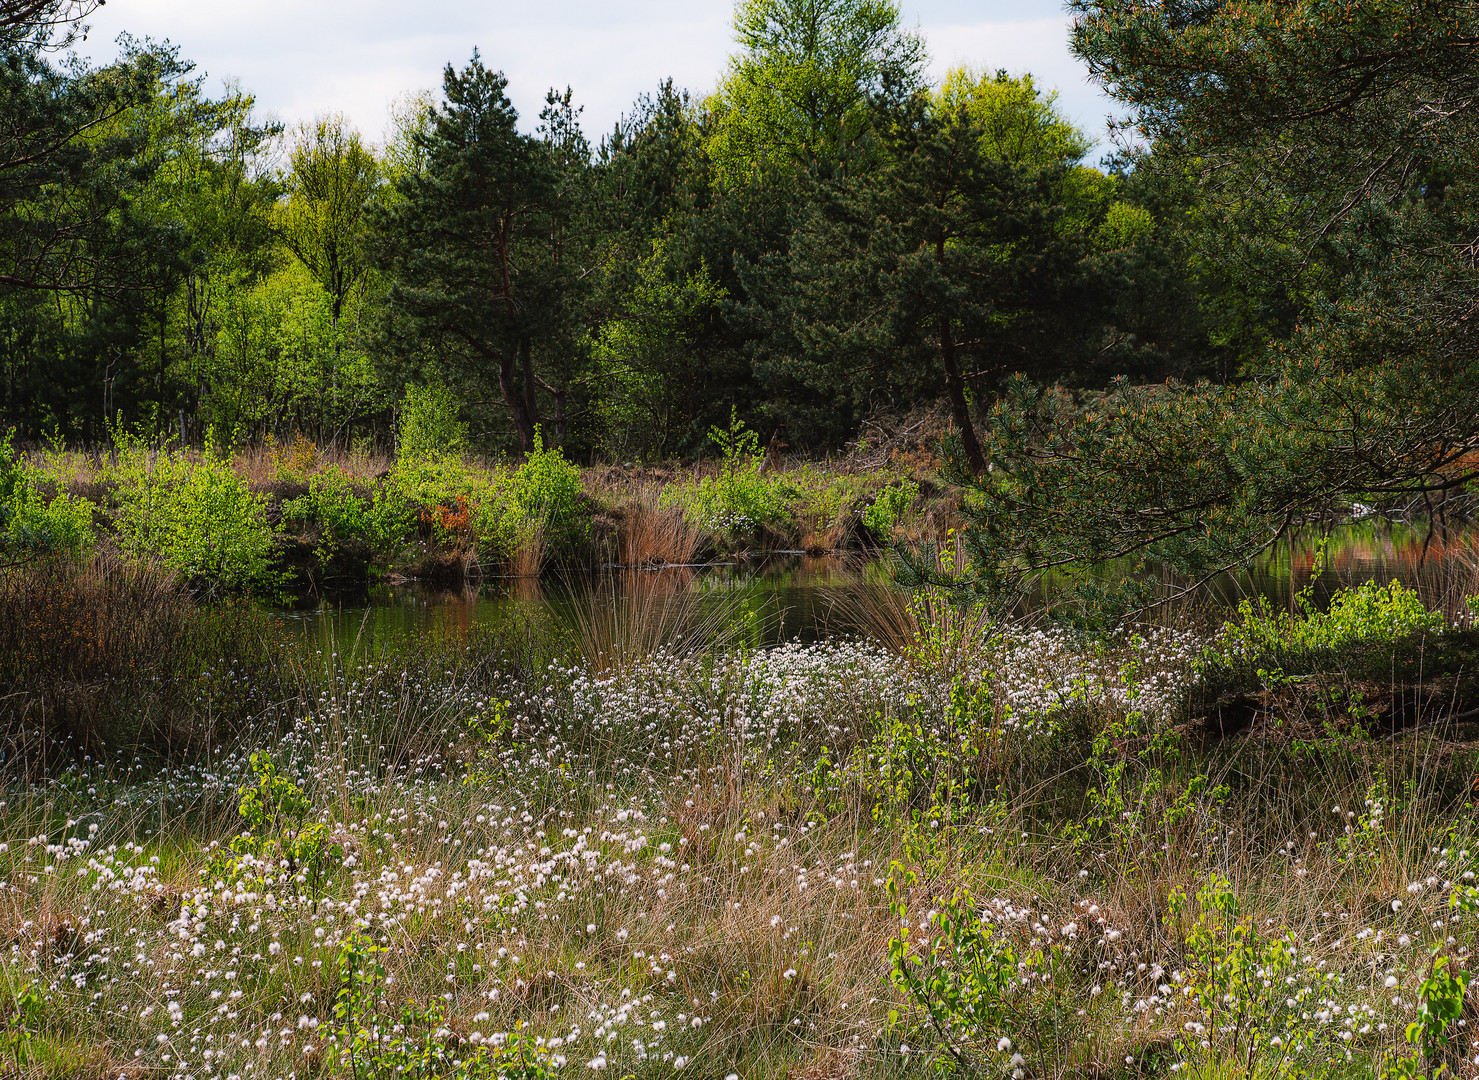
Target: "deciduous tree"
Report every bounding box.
[706,0,926,181]
[276,115,378,325]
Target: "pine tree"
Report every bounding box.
[935,0,1479,617]
[370,53,593,452]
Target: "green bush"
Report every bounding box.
[509,429,586,553]
[282,465,406,562]
[1223,579,1443,660]
[110,440,283,596]
[862,478,919,537]
[0,432,93,561]
[886,862,1090,1075]
[398,383,466,462]
[332,933,555,1079]
[663,410,784,538]
[373,455,502,556]
[780,466,868,530]
[1167,873,1343,1077]
[211,752,340,899]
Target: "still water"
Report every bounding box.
[275,520,1479,646]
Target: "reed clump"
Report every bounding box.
[0,554,289,762]
[566,568,743,673]
[618,487,705,567]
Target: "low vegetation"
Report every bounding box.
[1,413,949,599]
[2,557,1479,1077]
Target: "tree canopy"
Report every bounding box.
[706,0,926,181]
[925,0,1479,617]
[6,0,1407,525]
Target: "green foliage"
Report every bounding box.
[939,365,1479,619]
[0,433,93,561]
[708,405,765,467]
[1386,953,1470,1080]
[707,0,926,180]
[1210,580,1445,698]
[109,436,284,596]
[374,455,499,555]
[934,67,1091,167]
[0,35,198,438]
[2,980,45,1072]
[887,868,1022,1074]
[369,52,593,456]
[509,428,585,551]
[862,479,918,537]
[333,933,554,1079]
[1224,579,1443,659]
[1168,873,1309,1078]
[785,90,1116,476]
[276,114,379,322]
[399,383,468,463]
[940,1,1479,606]
[885,862,1092,1076]
[1096,200,1154,250]
[211,752,340,899]
[281,465,403,562]
[590,240,726,459]
[663,409,783,537]
[206,260,386,442]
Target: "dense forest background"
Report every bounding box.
[1,0,1225,463]
[8,0,1478,611]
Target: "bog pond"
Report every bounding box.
[274,518,1479,647]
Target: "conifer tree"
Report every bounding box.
[370,53,594,452]
[932,0,1479,616]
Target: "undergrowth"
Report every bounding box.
[1,564,1478,1077]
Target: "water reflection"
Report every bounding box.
[275,554,871,650]
[1203,520,1479,623]
[275,521,1479,646]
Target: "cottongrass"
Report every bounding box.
[0,615,1476,1078]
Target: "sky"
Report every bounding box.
[76,0,1125,159]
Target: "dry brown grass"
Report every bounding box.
[567,568,739,673]
[508,519,548,578]
[1406,531,1479,627]
[823,579,1002,682]
[232,434,393,497]
[618,486,706,566]
[0,554,291,761]
[797,506,858,556]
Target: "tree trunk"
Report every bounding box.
[520,336,540,444]
[498,343,539,452]
[938,314,985,473]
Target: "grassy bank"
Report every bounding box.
[2,563,1479,1077]
[5,419,955,601]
